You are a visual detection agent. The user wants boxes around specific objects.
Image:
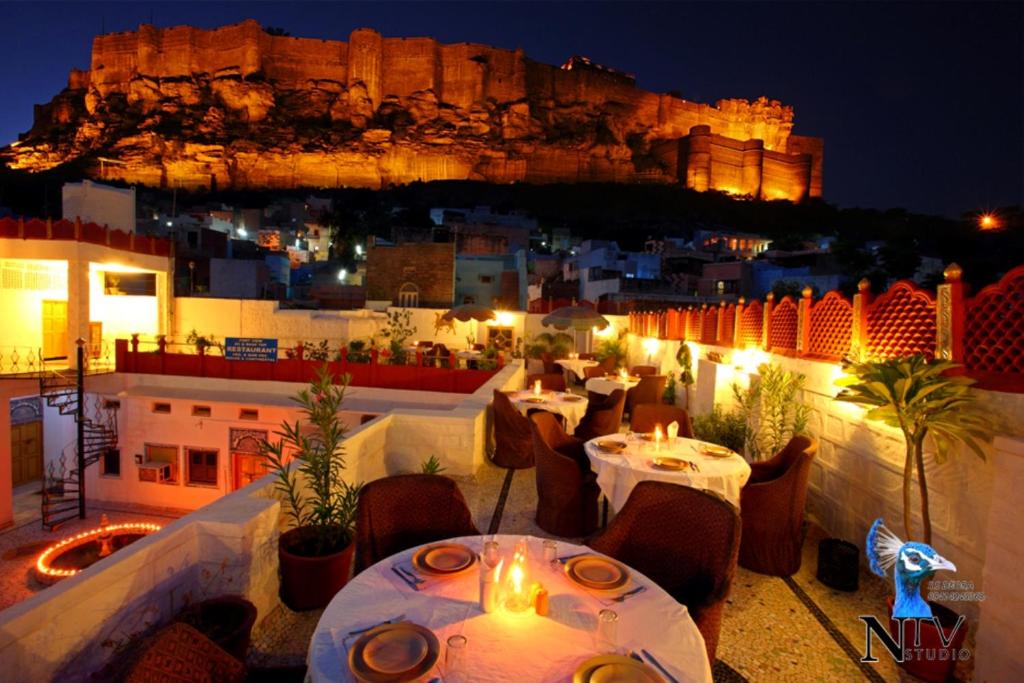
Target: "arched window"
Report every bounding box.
[398,282,419,308]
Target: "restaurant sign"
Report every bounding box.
[224,337,278,362]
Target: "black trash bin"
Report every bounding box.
[817,538,859,591]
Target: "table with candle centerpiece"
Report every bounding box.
[584,431,751,510]
[505,385,588,434]
[584,371,641,396]
[307,534,712,683]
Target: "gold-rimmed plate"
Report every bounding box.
[411,543,477,576]
[566,555,630,592]
[650,457,688,471]
[562,394,584,402]
[348,622,439,682]
[522,397,546,404]
[596,439,626,453]
[699,443,735,458]
[573,655,664,683]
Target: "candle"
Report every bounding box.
[619,368,628,380]
[654,424,663,452]
[504,549,532,612]
[533,379,542,396]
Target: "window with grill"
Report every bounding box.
[101,448,120,477]
[187,449,218,486]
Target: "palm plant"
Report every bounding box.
[835,355,997,544]
[260,366,363,556]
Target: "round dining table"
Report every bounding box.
[505,390,588,434]
[584,375,641,396]
[555,358,599,380]
[584,433,751,510]
[306,534,713,683]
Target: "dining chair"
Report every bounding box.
[583,356,616,380]
[625,375,667,417]
[587,481,740,664]
[578,352,596,360]
[630,365,658,377]
[530,412,600,537]
[355,474,479,572]
[491,389,535,469]
[526,372,567,392]
[540,351,559,375]
[123,623,247,683]
[629,404,694,437]
[574,389,626,442]
[739,435,818,576]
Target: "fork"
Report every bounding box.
[347,613,406,637]
[613,585,647,602]
[396,565,426,584]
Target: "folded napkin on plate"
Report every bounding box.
[667,421,679,440]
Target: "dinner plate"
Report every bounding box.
[566,555,630,592]
[522,397,546,404]
[699,443,735,458]
[650,457,689,471]
[412,543,478,576]
[596,439,626,453]
[573,655,664,683]
[348,623,439,682]
[562,394,584,402]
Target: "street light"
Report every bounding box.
[338,268,347,282]
[979,213,1000,231]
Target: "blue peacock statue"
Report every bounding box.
[866,518,957,619]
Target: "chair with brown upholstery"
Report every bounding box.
[425,343,451,368]
[739,435,818,576]
[492,389,534,469]
[584,356,617,380]
[574,389,626,442]
[530,412,599,537]
[124,623,247,683]
[526,372,566,392]
[630,365,658,377]
[587,482,740,664]
[540,351,559,375]
[629,404,694,437]
[625,375,667,417]
[355,474,479,572]
[578,352,596,360]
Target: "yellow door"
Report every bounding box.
[42,300,68,360]
[233,453,267,490]
[11,421,43,487]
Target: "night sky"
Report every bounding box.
[0,1,1020,217]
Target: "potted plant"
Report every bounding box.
[261,366,363,611]
[662,372,677,405]
[675,342,695,409]
[835,355,997,682]
[176,595,258,661]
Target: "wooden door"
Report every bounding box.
[42,300,68,360]
[88,321,103,359]
[233,453,267,490]
[11,421,43,487]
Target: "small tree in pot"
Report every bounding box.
[261,366,363,611]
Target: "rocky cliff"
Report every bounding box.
[2,20,822,199]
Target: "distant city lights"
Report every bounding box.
[979,213,1001,231]
[355,244,364,256]
[237,227,248,238]
[338,268,347,281]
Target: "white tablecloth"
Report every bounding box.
[507,391,588,434]
[555,358,599,379]
[584,376,640,395]
[584,434,751,509]
[307,534,712,683]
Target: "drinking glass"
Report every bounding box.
[446,634,468,679]
[483,540,500,568]
[596,609,618,653]
[542,539,558,566]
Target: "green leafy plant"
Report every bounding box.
[346,339,371,363]
[662,372,677,405]
[287,339,331,361]
[379,309,416,364]
[594,330,628,369]
[524,332,574,359]
[835,355,998,544]
[260,367,363,556]
[420,455,446,475]
[692,405,748,453]
[185,329,221,354]
[675,342,695,407]
[732,363,810,460]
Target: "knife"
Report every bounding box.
[390,566,419,591]
[641,649,679,683]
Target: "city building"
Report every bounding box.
[62,180,136,234]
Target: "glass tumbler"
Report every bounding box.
[542,539,558,566]
[596,609,619,653]
[446,634,468,679]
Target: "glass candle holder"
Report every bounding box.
[483,540,500,568]
[542,539,558,566]
[503,548,532,612]
[597,609,619,653]
[446,634,468,678]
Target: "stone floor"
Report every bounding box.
[0,484,186,612]
[248,457,973,682]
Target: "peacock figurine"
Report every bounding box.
[866,518,957,619]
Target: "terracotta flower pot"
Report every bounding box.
[278,526,354,611]
[885,595,968,682]
[177,595,257,661]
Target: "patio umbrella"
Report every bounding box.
[541,305,610,331]
[441,303,496,323]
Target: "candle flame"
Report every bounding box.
[654,424,663,441]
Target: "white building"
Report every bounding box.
[563,240,661,303]
[62,180,136,234]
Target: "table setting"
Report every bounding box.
[503,382,589,433]
[584,369,642,396]
[584,426,751,509]
[556,355,599,380]
[307,534,712,683]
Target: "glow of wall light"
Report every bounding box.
[88,262,153,275]
[593,324,616,338]
[732,347,769,375]
[642,337,660,359]
[493,311,515,327]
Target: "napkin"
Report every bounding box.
[667,421,679,441]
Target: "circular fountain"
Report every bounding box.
[35,514,162,585]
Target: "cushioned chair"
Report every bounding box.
[739,435,818,576]
[629,404,694,437]
[526,372,566,392]
[625,375,667,417]
[574,389,626,442]
[588,482,740,664]
[355,474,479,572]
[630,365,658,377]
[578,352,596,360]
[540,351,559,375]
[426,343,451,368]
[530,412,599,537]
[492,389,534,469]
[584,356,617,380]
[124,623,247,683]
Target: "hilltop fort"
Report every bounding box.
[3,20,823,199]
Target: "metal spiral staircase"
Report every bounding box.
[38,341,118,530]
